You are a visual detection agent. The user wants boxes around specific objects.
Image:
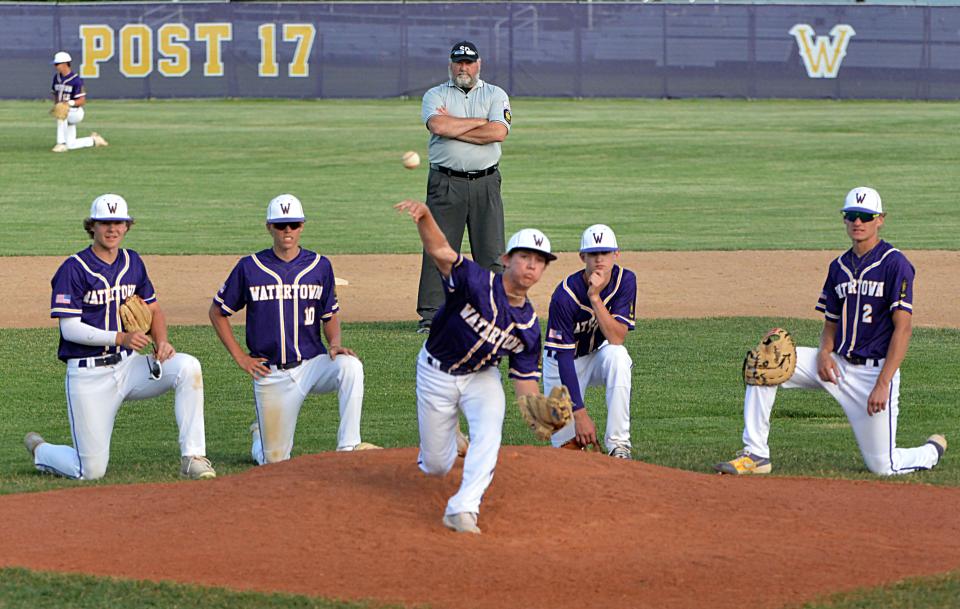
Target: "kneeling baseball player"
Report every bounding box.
[395,199,552,534]
[26,194,215,480]
[209,195,378,465]
[50,51,108,152]
[716,187,946,476]
[543,224,637,458]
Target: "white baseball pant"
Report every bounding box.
[251,352,364,465]
[416,346,505,517]
[544,343,633,449]
[743,346,940,475]
[56,107,94,150]
[33,351,207,480]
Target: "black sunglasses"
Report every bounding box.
[272,222,303,231]
[842,211,879,223]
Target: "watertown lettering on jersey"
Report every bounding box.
[834,279,885,300]
[459,303,524,353]
[248,283,323,302]
[83,284,137,305]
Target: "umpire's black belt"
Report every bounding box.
[430,164,498,180]
[78,352,126,368]
[843,355,883,367]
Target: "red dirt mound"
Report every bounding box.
[2,447,959,609]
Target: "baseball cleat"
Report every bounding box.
[455,425,469,458]
[926,434,947,463]
[91,132,108,147]
[51,144,67,153]
[442,512,481,534]
[180,456,216,480]
[416,318,432,334]
[24,432,46,457]
[352,442,382,450]
[608,444,632,460]
[714,450,772,475]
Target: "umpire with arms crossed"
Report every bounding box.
[417,40,512,332]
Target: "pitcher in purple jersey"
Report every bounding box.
[209,194,379,465]
[50,51,108,153]
[543,224,637,459]
[24,194,215,481]
[395,198,552,534]
[715,187,946,476]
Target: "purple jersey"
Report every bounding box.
[214,248,339,367]
[52,72,85,103]
[544,265,636,409]
[424,255,541,380]
[50,247,156,362]
[544,265,637,358]
[815,240,913,360]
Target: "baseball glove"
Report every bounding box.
[517,386,574,441]
[51,102,70,120]
[743,327,797,385]
[119,295,153,334]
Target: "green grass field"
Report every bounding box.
[2,98,959,608]
[1,99,960,255]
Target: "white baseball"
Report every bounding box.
[402,150,420,170]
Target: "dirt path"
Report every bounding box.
[5,251,960,329]
[2,448,959,609]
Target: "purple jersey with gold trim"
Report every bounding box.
[214,248,339,367]
[50,247,156,362]
[815,240,913,360]
[424,255,541,380]
[544,265,637,358]
[52,72,85,103]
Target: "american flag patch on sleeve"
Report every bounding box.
[548,328,563,340]
[55,294,71,304]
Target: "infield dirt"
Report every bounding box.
[4,250,960,329]
[2,447,960,609]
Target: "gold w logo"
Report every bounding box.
[788,24,856,79]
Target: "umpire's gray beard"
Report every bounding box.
[449,66,479,89]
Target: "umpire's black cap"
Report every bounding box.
[450,41,480,62]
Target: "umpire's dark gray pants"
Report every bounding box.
[417,168,505,321]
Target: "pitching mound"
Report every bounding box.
[2,447,959,609]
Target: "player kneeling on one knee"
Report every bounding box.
[543,224,637,459]
[715,187,946,476]
[26,194,215,481]
[210,194,378,466]
[395,198,553,534]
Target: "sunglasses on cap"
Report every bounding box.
[272,222,303,230]
[842,211,879,223]
[451,49,478,58]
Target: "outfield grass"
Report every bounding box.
[2,98,959,255]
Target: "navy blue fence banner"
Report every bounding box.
[2,2,958,99]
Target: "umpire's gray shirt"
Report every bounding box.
[421,79,512,171]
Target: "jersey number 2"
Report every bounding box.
[861,304,873,324]
[304,306,315,326]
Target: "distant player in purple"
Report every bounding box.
[395,198,553,534]
[716,187,946,476]
[209,194,378,465]
[50,50,107,152]
[543,224,636,459]
[24,194,215,481]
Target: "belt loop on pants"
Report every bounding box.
[430,164,498,180]
[423,349,446,372]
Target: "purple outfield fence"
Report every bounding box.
[2,2,959,99]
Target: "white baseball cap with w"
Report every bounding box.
[580,224,619,253]
[506,228,556,261]
[267,194,306,223]
[89,194,132,221]
[842,187,883,214]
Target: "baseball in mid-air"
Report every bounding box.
[402,150,420,169]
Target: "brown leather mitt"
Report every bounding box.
[51,102,70,120]
[743,327,797,385]
[119,295,153,333]
[517,386,574,441]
